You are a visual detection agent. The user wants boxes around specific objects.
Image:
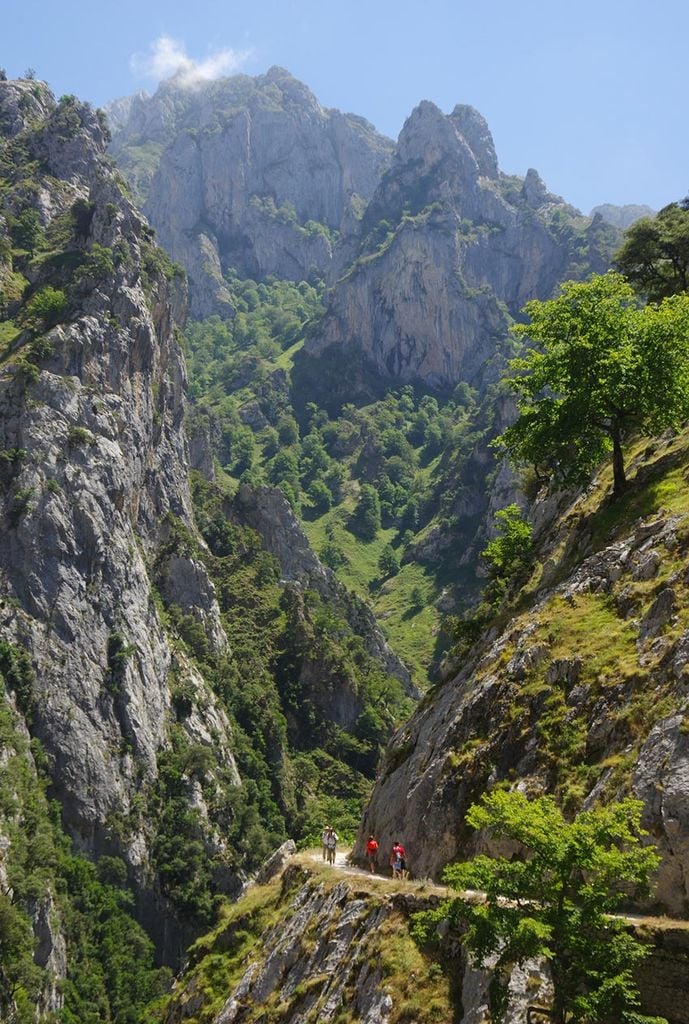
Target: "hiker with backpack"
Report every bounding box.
[365,834,379,873]
[321,825,330,861]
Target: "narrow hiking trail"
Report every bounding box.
[304,848,455,897]
[302,849,689,933]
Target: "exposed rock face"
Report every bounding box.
[356,479,689,915]
[0,80,236,956]
[161,555,228,652]
[253,839,297,886]
[303,100,619,393]
[31,892,67,1016]
[108,68,394,317]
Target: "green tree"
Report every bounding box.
[10,209,43,254]
[277,414,299,446]
[268,449,300,490]
[18,286,68,330]
[497,273,689,496]
[482,504,532,582]
[415,792,663,1024]
[307,478,333,513]
[320,539,348,570]
[615,200,689,301]
[378,543,400,578]
[351,484,381,540]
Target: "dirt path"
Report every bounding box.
[304,849,689,931]
[305,848,452,896]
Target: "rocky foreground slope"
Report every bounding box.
[154,851,689,1024]
[357,429,689,916]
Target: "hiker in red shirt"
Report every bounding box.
[365,835,379,873]
[390,841,408,880]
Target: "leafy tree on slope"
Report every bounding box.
[497,273,689,497]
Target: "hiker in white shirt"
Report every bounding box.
[324,826,339,864]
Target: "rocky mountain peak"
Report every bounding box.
[108,69,394,316]
[0,79,55,137]
[522,166,550,208]
[396,99,482,185]
[449,102,499,178]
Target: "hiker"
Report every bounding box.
[321,825,330,861]
[390,840,407,880]
[365,834,379,873]
[325,826,339,865]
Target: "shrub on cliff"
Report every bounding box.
[414,792,664,1024]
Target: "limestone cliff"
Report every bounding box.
[0,82,407,995]
[108,68,394,317]
[302,101,619,396]
[0,79,245,957]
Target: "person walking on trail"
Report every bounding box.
[365,835,379,873]
[325,826,339,865]
[390,841,407,880]
[321,825,330,862]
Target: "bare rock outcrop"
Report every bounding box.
[303,100,618,394]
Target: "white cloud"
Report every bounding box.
[131,35,251,87]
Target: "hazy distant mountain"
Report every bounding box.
[590,202,655,229]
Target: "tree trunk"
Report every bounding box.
[611,425,626,498]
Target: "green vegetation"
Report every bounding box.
[18,285,68,329]
[186,284,498,680]
[185,273,323,404]
[615,199,689,301]
[0,685,170,1024]
[415,792,664,1024]
[482,502,533,583]
[498,272,689,496]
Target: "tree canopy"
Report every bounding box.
[615,200,689,301]
[415,791,663,1024]
[497,272,689,496]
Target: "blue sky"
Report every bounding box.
[3,0,686,213]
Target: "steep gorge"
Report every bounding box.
[3,62,688,1024]
[0,76,414,1019]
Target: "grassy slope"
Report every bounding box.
[451,426,689,812]
[301,500,439,682]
